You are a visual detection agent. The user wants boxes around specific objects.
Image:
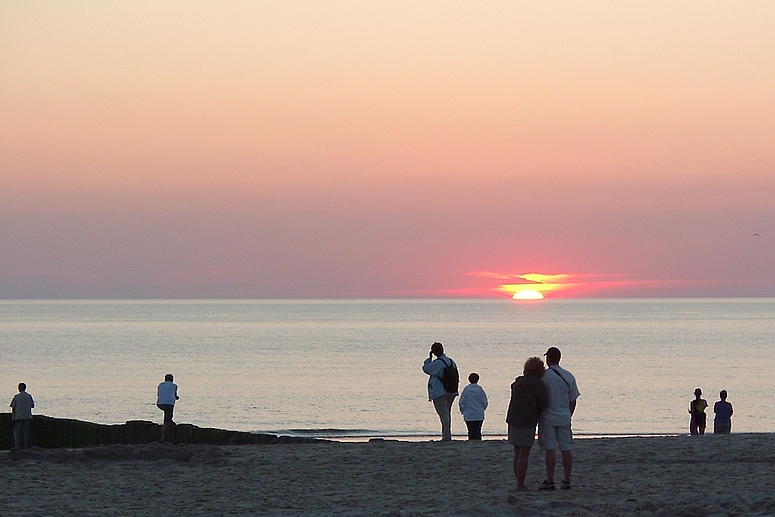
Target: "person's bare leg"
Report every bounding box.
[561,450,573,483]
[512,446,519,479]
[515,447,531,490]
[544,449,556,483]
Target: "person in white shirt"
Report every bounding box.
[10,382,35,449]
[156,374,179,442]
[458,373,489,440]
[538,347,580,490]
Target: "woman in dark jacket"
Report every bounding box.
[506,356,549,491]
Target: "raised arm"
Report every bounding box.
[422,357,443,376]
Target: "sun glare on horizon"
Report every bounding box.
[467,270,653,299]
[512,290,545,300]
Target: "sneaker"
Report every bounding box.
[539,480,556,490]
[560,480,572,490]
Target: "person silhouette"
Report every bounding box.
[10,382,35,449]
[459,372,488,440]
[422,342,459,441]
[713,390,733,434]
[689,388,708,435]
[156,374,179,442]
[537,347,580,490]
[507,357,549,491]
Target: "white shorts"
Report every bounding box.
[538,423,572,451]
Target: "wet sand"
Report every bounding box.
[2,433,774,516]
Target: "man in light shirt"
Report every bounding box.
[10,382,35,449]
[538,347,580,490]
[156,374,179,442]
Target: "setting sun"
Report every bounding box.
[482,272,578,299]
[512,290,545,300]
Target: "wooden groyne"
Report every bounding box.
[0,414,321,450]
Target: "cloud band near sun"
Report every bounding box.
[397,272,713,299]
[466,271,644,299]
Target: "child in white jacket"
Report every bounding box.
[459,373,488,440]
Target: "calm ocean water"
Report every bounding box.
[1,299,774,438]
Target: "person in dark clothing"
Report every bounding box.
[713,390,733,434]
[506,357,549,491]
[10,382,35,449]
[689,388,708,435]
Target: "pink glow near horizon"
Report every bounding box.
[1,2,774,298]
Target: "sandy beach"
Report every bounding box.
[2,433,774,516]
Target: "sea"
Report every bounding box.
[2,299,774,440]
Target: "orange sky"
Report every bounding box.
[1,1,774,298]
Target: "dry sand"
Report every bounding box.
[2,433,774,516]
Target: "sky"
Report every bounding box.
[1,1,774,299]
